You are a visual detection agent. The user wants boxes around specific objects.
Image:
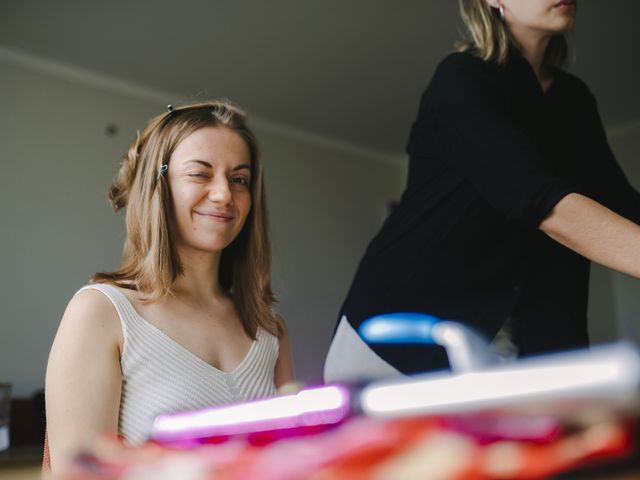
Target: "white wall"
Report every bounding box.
[0,57,405,396]
[587,125,640,344]
[598,127,640,342]
[263,133,404,384]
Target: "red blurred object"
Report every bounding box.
[62,414,636,480]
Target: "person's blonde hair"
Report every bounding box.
[457,0,568,67]
[92,100,282,338]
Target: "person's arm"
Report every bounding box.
[540,192,640,279]
[274,321,295,389]
[45,289,123,474]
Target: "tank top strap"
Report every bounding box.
[75,283,140,345]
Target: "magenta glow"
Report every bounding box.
[152,385,350,442]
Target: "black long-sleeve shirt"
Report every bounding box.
[337,50,640,374]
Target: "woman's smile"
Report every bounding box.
[194,210,236,223]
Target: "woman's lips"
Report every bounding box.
[195,211,235,222]
[554,0,576,8]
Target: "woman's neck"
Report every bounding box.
[508,26,552,88]
[172,248,226,301]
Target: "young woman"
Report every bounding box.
[325,0,640,382]
[45,101,294,472]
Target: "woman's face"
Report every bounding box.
[499,0,577,36]
[167,126,252,255]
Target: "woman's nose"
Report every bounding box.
[208,177,232,203]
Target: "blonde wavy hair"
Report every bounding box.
[457,0,568,67]
[92,100,282,338]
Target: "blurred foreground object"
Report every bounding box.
[62,317,640,479]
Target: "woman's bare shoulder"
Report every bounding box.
[57,287,123,347]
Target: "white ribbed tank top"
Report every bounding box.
[78,284,279,444]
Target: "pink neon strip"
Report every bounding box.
[152,385,351,442]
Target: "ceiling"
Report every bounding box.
[2,0,639,156]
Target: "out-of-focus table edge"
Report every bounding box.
[0,445,43,466]
[555,421,640,479]
[0,446,43,479]
[553,454,640,479]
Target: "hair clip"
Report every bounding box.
[167,104,175,113]
[156,163,168,182]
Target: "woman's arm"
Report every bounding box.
[274,322,295,389]
[540,193,640,279]
[45,289,123,473]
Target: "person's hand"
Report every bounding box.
[276,381,305,395]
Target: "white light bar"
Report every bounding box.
[361,342,640,418]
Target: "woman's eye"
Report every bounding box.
[188,172,209,179]
[231,176,250,187]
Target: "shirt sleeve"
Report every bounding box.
[571,84,640,225]
[408,54,581,229]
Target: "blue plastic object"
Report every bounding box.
[359,312,441,344]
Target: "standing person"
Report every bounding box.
[325,0,640,382]
[45,101,294,473]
